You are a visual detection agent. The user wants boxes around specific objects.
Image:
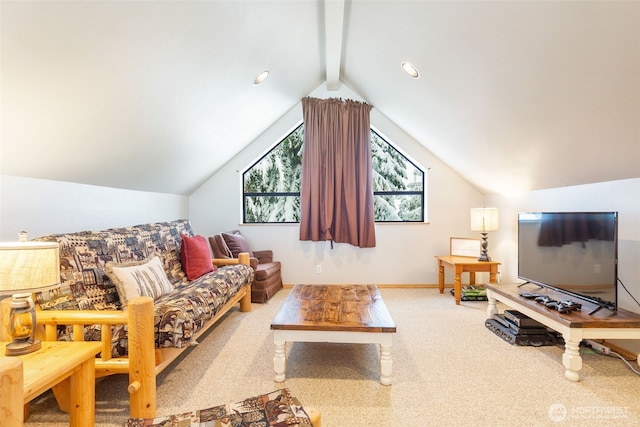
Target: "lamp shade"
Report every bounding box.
[470,208,499,232]
[0,242,60,295]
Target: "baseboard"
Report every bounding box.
[283,283,443,289]
[600,340,639,363]
[376,284,441,289]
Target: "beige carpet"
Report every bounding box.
[24,287,639,426]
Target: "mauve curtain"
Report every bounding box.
[299,97,376,248]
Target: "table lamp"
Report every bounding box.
[0,239,60,355]
[470,207,499,262]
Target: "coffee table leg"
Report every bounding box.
[380,341,393,385]
[274,336,286,382]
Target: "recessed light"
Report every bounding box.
[253,70,269,85]
[401,62,419,78]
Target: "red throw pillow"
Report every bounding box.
[180,234,215,280]
[221,232,253,258]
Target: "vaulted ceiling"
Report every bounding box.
[2,1,639,196]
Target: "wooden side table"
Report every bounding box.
[436,255,500,305]
[0,341,102,426]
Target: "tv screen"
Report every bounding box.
[517,212,618,311]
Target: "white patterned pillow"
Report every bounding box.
[106,255,174,307]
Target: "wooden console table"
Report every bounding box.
[486,283,640,381]
[0,340,102,426]
[436,255,500,304]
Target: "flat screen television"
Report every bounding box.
[518,212,618,313]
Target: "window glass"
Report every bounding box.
[243,124,425,223]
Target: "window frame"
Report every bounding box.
[242,124,427,224]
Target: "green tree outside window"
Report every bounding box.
[243,125,425,223]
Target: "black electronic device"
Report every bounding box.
[492,313,512,328]
[557,300,582,314]
[485,316,559,347]
[534,295,556,305]
[518,212,618,314]
[503,309,546,328]
[518,292,541,299]
[492,314,548,335]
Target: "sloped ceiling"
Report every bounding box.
[2,1,639,196]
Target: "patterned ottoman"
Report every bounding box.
[125,388,321,427]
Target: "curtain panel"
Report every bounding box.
[299,97,376,248]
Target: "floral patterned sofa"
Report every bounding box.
[33,219,254,419]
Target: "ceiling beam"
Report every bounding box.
[324,0,345,91]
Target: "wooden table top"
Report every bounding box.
[1,340,102,402]
[487,283,640,329]
[271,285,396,333]
[436,255,501,267]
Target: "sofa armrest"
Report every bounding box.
[212,252,251,267]
[36,297,157,418]
[252,249,274,264]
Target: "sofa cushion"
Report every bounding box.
[33,219,194,311]
[180,234,214,280]
[153,264,254,348]
[105,255,174,306]
[254,261,281,281]
[221,232,254,257]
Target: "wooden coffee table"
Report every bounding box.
[270,284,396,385]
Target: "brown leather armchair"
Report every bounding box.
[209,231,282,303]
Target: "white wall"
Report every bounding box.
[190,84,484,285]
[0,175,189,240]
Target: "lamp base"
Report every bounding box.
[5,338,41,356]
[477,232,491,262]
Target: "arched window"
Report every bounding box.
[242,124,426,223]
